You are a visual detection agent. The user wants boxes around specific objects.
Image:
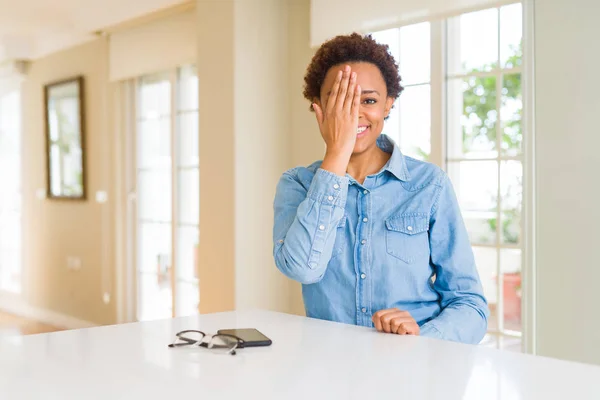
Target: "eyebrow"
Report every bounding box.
[326,89,381,96]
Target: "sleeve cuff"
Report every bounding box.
[307,168,349,208]
[419,323,443,340]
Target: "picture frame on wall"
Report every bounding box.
[44,75,86,200]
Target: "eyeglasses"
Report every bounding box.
[168,330,244,355]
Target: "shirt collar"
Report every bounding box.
[377,134,411,182]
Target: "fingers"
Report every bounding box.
[326,70,343,113]
[382,311,407,334]
[351,85,361,119]
[312,103,324,127]
[335,66,351,112]
[390,318,420,335]
[372,309,419,335]
[343,72,357,113]
[372,309,398,333]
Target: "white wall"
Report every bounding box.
[310,0,513,46]
[287,0,321,315]
[534,0,600,365]
[196,0,300,314]
[109,8,196,81]
[196,0,236,312]
[21,38,116,326]
[233,0,293,312]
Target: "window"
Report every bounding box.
[0,89,21,294]
[135,65,199,321]
[372,22,431,160]
[372,2,523,351]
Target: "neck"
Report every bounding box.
[346,143,391,184]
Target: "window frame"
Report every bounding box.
[132,65,200,321]
[371,0,533,352]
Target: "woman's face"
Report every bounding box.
[318,62,394,156]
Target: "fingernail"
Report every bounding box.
[345,65,350,72]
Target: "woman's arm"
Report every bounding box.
[273,168,349,284]
[419,172,490,344]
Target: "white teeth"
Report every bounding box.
[357,126,367,134]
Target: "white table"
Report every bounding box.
[1,310,599,399]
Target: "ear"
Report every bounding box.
[384,97,394,118]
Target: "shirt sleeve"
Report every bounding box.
[273,168,349,284]
[419,172,490,344]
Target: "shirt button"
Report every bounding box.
[362,217,368,223]
[361,308,367,313]
[333,184,340,190]
[407,226,413,231]
[361,239,366,245]
[360,273,366,279]
[363,190,368,194]
[309,262,317,269]
[327,195,334,201]
[319,225,325,231]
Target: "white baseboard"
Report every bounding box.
[0,292,97,330]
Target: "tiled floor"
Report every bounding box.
[0,310,63,337]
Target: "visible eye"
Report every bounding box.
[362,98,377,105]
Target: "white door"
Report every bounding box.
[134,65,200,321]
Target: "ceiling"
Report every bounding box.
[0,0,187,63]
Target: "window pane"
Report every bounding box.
[138,170,172,222]
[138,222,172,273]
[501,74,522,156]
[178,65,198,111]
[501,249,522,332]
[138,118,171,169]
[383,98,400,145]
[447,77,498,159]
[473,246,498,330]
[178,169,199,225]
[448,161,498,244]
[370,30,399,143]
[137,72,175,322]
[448,8,499,74]
[137,272,172,321]
[370,28,399,67]
[0,212,21,292]
[176,281,199,316]
[399,23,430,85]
[500,161,522,245]
[398,85,430,160]
[177,112,199,167]
[0,90,22,293]
[139,74,170,118]
[176,226,199,281]
[500,3,523,68]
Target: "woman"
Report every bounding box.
[273,33,488,344]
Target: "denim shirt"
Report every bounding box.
[273,135,489,344]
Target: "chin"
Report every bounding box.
[352,133,379,155]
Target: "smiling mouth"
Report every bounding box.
[357,125,370,136]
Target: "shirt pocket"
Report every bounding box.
[385,213,430,264]
[331,213,348,259]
